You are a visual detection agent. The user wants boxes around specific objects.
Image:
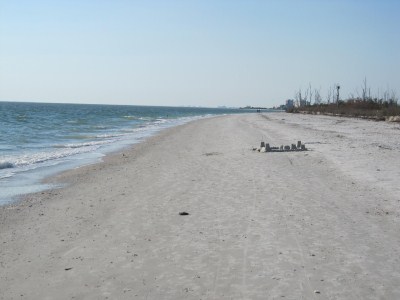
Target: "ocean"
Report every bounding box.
[0,102,252,205]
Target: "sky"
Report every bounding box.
[0,0,399,107]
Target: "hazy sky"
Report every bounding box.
[0,0,399,107]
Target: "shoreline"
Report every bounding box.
[4,115,222,209]
[1,113,400,299]
[0,112,225,206]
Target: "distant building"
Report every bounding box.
[286,99,294,110]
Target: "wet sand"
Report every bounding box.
[1,113,400,299]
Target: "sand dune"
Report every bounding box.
[1,113,400,299]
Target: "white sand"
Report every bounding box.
[1,113,400,299]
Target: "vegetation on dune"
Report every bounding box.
[287,78,399,120]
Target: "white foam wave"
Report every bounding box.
[95,133,124,139]
[123,115,153,121]
[53,140,109,149]
[5,144,102,170]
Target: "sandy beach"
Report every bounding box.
[1,112,400,299]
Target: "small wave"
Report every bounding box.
[61,135,97,140]
[155,118,168,124]
[66,119,88,125]
[0,161,14,170]
[123,115,153,121]
[11,145,101,168]
[91,125,109,130]
[95,133,124,139]
[0,172,14,179]
[53,140,108,149]
[123,115,137,120]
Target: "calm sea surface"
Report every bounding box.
[0,102,253,204]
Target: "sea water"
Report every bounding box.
[0,102,250,204]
